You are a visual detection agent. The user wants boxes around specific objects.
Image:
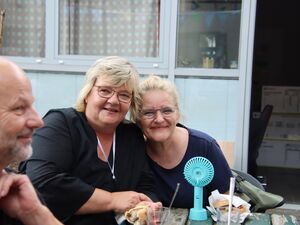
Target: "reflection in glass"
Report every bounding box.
[59,0,160,57]
[0,0,45,57]
[176,0,241,69]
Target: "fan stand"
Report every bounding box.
[189,186,207,220]
[183,156,214,221]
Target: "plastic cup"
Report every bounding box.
[147,207,171,225]
[216,207,241,225]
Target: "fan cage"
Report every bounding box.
[184,157,214,187]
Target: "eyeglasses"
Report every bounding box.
[95,86,132,103]
[140,107,176,119]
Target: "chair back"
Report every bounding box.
[217,140,234,167]
[248,104,273,176]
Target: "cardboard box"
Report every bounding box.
[257,140,300,168]
[265,114,300,141]
[261,86,300,113]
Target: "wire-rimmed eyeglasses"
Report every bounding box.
[140,107,176,119]
[95,86,132,103]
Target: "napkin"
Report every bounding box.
[206,190,251,223]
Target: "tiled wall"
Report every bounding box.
[176,77,238,141]
[27,71,239,141]
[27,71,85,117]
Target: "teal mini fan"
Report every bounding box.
[183,157,214,221]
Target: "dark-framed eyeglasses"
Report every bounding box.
[94,86,132,103]
[140,107,176,119]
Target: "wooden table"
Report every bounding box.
[166,208,298,225]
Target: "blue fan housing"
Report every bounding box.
[184,157,214,221]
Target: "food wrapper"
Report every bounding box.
[206,190,251,223]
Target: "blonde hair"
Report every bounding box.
[132,75,181,122]
[75,56,140,118]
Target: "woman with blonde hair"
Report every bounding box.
[20,56,159,225]
[133,75,232,208]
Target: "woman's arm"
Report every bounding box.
[76,188,151,214]
[20,109,95,220]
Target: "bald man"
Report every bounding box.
[0,57,63,225]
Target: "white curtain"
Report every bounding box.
[59,0,160,57]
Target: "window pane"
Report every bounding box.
[59,0,160,57]
[175,76,238,141]
[0,0,45,57]
[176,0,241,69]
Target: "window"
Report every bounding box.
[59,0,160,58]
[0,0,45,57]
[0,0,245,73]
[176,0,241,69]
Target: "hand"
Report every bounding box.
[111,191,152,213]
[0,171,43,220]
[137,201,163,210]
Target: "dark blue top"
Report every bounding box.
[147,124,232,208]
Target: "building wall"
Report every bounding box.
[27,70,239,142]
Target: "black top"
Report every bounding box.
[0,209,22,225]
[20,108,157,225]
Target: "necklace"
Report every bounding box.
[96,132,116,180]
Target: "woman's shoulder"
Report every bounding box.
[43,107,84,120]
[119,119,140,130]
[118,120,144,137]
[44,107,77,116]
[42,107,87,129]
[178,123,216,143]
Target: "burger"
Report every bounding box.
[124,202,162,225]
[213,199,248,214]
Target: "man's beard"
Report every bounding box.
[0,129,33,167]
[12,142,33,163]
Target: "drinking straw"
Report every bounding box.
[161,183,180,225]
[227,177,236,225]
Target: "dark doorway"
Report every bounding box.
[250,0,300,204]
